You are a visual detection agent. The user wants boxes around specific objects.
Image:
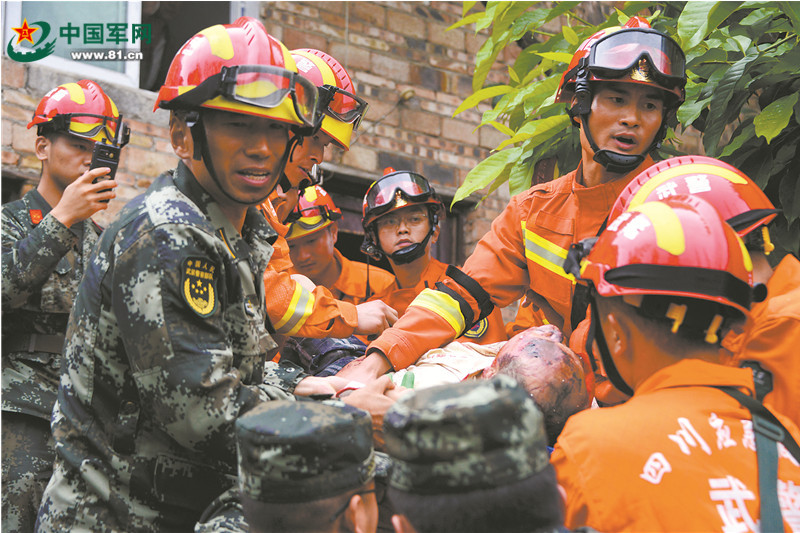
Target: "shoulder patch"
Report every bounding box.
[181,257,219,317]
[30,209,43,225]
[463,317,489,339]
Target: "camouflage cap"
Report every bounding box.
[236,400,376,503]
[383,375,549,494]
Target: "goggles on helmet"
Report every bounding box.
[585,28,685,91]
[285,200,341,225]
[169,65,319,128]
[40,113,128,145]
[317,84,369,131]
[365,171,434,220]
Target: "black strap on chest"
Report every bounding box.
[740,360,774,402]
[569,218,608,332]
[714,385,800,533]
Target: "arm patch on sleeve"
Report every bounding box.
[181,256,219,317]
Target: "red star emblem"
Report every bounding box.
[12,19,39,45]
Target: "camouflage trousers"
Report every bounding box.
[2,412,54,533]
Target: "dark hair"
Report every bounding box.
[388,465,563,533]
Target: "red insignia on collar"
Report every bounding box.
[29,209,43,225]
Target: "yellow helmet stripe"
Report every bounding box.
[61,83,86,105]
[200,24,234,60]
[737,235,753,273]
[628,163,748,209]
[409,288,465,335]
[630,202,686,256]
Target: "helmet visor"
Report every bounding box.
[318,85,369,131]
[219,65,319,127]
[365,172,433,219]
[588,28,685,89]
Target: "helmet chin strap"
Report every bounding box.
[188,112,298,205]
[586,297,634,397]
[389,226,435,265]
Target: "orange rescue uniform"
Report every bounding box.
[258,201,358,338]
[369,258,507,345]
[551,359,800,532]
[369,159,652,370]
[313,248,395,306]
[722,254,800,427]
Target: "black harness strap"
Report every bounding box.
[715,385,800,533]
[444,265,494,321]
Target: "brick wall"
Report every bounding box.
[2,0,517,251]
[262,1,518,254]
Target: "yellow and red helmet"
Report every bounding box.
[555,16,686,107]
[154,16,317,128]
[609,155,779,253]
[28,80,121,143]
[577,195,755,318]
[285,185,342,240]
[291,49,368,150]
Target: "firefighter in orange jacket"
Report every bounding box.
[286,185,395,305]
[258,49,396,339]
[551,195,800,532]
[608,154,800,424]
[361,169,506,344]
[724,252,800,427]
[338,17,688,381]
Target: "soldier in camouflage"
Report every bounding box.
[197,400,382,533]
[383,375,565,533]
[35,17,349,532]
[2,79,124,533]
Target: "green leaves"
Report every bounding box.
[453,1,799,260]
[754,93,799,143]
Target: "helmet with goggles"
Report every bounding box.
[285,185,342,240]
[291,49,368,150]
[609,155,780,255]
[361,169,444,264]
[556,17,686,107]
[556,17,687,175]
[565,195,764,396]
[28,80,128,146]
[155,17,317,129]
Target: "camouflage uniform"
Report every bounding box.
[384,375,551,494]
[383,376,565,533]
[2,188,101,532]
[195,399,378,532]
[36,162,306,532]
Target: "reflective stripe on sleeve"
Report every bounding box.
[521,222,576,283]
[408,288,466,335]
[273,283,315,335]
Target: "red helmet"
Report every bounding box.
[555,16,686,107]
[361,169,444,230]
[154,17,317,128]
[28,80,121,143]
[578,196,755,320]
[285,185,342,240]
[291,49,368,150]
[609,155,779,253]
